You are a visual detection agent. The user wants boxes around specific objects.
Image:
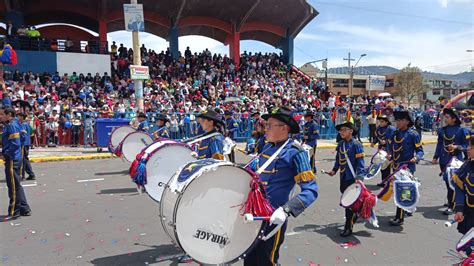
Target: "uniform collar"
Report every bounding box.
[271,138,289,147]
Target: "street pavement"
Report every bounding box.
[0,143,467,265]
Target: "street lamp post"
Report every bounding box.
[348,53,367,96]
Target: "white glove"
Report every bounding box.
[270,207,288,226]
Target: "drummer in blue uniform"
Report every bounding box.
[303,111,320,172]
[453,130,474,255]
[328,121,366,237]
[136,112,149,132]
[244,106,318,266]
[18,113,36,181]
[0,107,32,219]
[224,110,238,163]
[371,114,396,187]
[386,110,424,226]
[196,109,225,160]
[152,114,170,140]
[432,108,469,215]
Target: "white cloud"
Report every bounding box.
[296,33,330,41]
[439,0,473,8]
[317,20,474,74]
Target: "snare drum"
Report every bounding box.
[120,132,153,162]
[446,157,463,190]
[159,159,266,265]
[131,140,194,202]
[456,228,474,252]
[108,126,135,153]
[340,181,377,219]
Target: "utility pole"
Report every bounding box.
[343,52,355,96]
[131,0,144,112]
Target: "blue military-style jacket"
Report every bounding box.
[2,118,22,161]
[303,120,320,147]
[453,161,474,213]
[225,118,239,140]
[433,125,468,167]
[332,138,366,181]
[153,125,170,139]
[21,122,31,146]
[387,128,424,173]
[197,130,225,160]
[253,139,318,217]
[137,120,149,131]
[374,125,396,149]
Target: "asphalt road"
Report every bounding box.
[0,144,467,265]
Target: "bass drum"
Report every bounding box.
[108,126,135,153]
[141,140,194,202]
[160,159,266,265]
[121,132,153,162]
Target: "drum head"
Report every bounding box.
[174,164,263,264]
[122,132,153,162]
[110,126,135,149]
[145,143,194,202]
[341,183,361,207]
[457,228,474,252]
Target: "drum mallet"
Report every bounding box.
[320,169,330,175]
[244,213,270,223]
[444,220,457,228]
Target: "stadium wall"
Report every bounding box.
[4,51,111,76]
[56,52,111,75]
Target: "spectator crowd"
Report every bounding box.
[1,41,445,147]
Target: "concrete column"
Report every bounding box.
[98,20,107,53]
[169,25,179,61]
[228,30,240,66]
[282,29,294,65]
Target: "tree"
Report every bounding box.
[395,64,429,107]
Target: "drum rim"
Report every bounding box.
[167,162,268,264]
[456,228,474,251]
[110,126,136,148]
[143,143,194,203]
[121,131,153,162]
[340,183,362,207]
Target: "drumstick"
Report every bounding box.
[444,220,456,228]
[244,213,270,223]
[320,169,330,175]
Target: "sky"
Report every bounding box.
[107,0,473,74]
[2,0,473,74]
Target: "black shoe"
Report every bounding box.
[5,213,21,220]
[443,203,448,207]
[389,219,404,226]
[406,212,413,217]
[340,229,353,237]
[442,208,453,215]
[26,176,36,181]
[376,183,385,187]
[20,210,32,216]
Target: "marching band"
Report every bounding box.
[104,106,473,265]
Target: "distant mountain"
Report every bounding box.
[325,65,473,84]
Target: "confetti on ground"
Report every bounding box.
[85,219,91,223]
[140,233,147,236]
[372,252,377,256]
[344,258,349,262]
[40,239,48,244]
[54,244,65,252]
[76,256,82,259]
[29,229,36,234]
[340,241,359,249]
[111,240,119,245]
[126,228,131,232]
[65,233,71,237]
[57,189,64,192]
[297,257,303,262]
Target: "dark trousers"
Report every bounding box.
[440,164,454,209]
[21,146,35,179]
[4,158,31,216]
[72,125,81,145]
[341,179,357,230]
[228,148,236,163]
[368,124,376,142]
[381,166,391,183]
[244,222,287,266]
[309,144,317,173]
